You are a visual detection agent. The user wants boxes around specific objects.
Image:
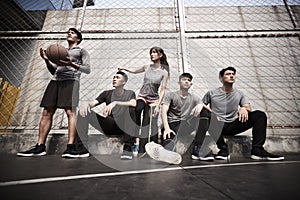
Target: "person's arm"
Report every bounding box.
[102,99,137,117]
[40,48,57,75]
[79,99,99,117]
[154,70,168,115]
[238,103,252,123]
[190,104,204,117]
[238,90,252,122]
[57,48,91,74]
[161,104,176,140]
[76,48,91,74]
[118,65,147,74]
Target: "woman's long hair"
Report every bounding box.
[150,47,170,76]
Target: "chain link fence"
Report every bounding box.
[0,0,299,135]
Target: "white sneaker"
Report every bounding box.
[145,142,182,165]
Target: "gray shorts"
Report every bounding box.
[40,80,79,108]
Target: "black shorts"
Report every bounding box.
[40,80,79,108]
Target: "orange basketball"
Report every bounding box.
[46,44,69,64]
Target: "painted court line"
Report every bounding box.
[0,160,299,187]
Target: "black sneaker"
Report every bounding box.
[215,148,230,160]
[199,151,214,161]
[191,144,201,160]
[121,144,133,160]
[251,147,285,161]
[191,145,214,161]
[77,146,90,158]
[17,144,46,157]
[61,144,78,158]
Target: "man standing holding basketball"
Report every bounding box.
[18,28,91,158]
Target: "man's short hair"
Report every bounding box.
[116,71,128,82]
[219,66,236,77]
[179,72,193,81]
[69,28,82,45]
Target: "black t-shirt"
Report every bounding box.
[95,89,136,118]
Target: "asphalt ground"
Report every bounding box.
[0,153,300,200]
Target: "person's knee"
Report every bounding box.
[252,110,267,119]
[135,105,144,114]
[65,108,76,116]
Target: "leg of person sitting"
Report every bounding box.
[75,110,116,157]
[146,120,182,165]
[219,111,266,159]
[248,111,284,160]
[161,121,180,151]
[120,133,134,160]
[119,106,136,159]
[206,113,228,160]
[220,110,284,160]
[133,99,146,155]
[192,109,214,161]
[139,103,150,153]
[149,114,159,143]
[146,121,182,165]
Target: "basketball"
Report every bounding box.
[46,44,69,64]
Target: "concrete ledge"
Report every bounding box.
[1,132,299,155]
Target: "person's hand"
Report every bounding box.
[118,67,125,71]
[238,107,248,122]
[40,48,48,60]
[102,102,116,117]
[56,57,73,67]
[190,104,203,117]
[79,102,91,117]
[203,105,212,112]
[163,127,176,140]
[153,105,160,117]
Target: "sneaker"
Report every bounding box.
[17,144,46,157]
[61,144,78,158]
[121,144,133,160]
[121,151,133,160]
[77,146,90,158]
[191,145,214,161]
[200,151,215,161]
[191,144,201,160]
[251,147,285,161]
[215,148,230,160]
[132,143,139,157]
[145,141,182,165]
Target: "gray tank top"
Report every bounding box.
[138,65,165,102]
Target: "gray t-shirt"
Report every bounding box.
[162,91,201,123]
[202,87,249,123]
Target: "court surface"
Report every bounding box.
[0,153,299,200]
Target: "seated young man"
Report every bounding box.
[74,71,137,159]
[145,73,213,164]
[202,66,284,161]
